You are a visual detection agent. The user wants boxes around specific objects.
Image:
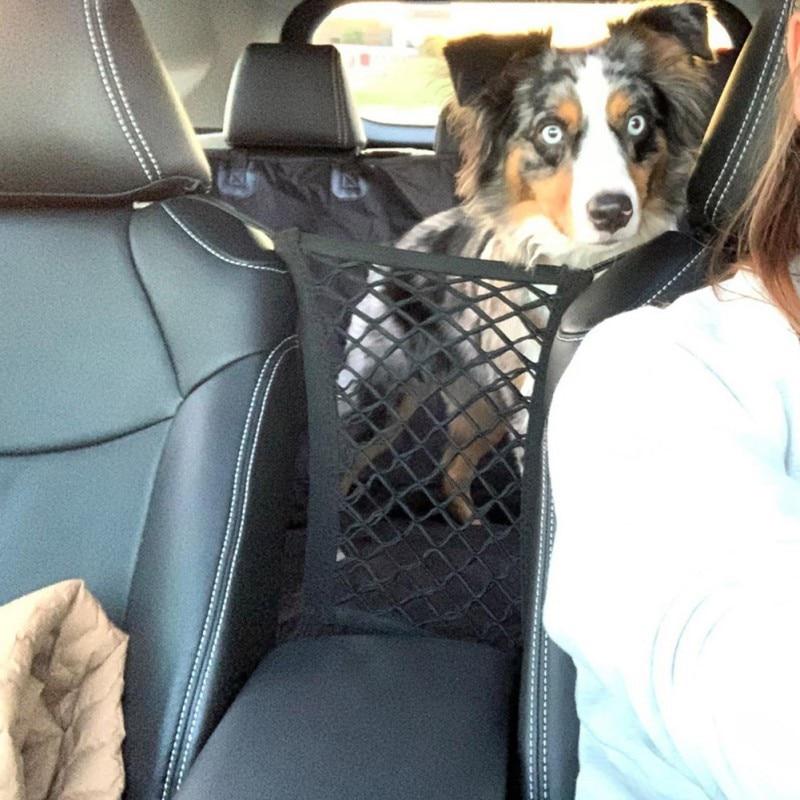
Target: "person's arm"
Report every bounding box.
[545,309,800,799]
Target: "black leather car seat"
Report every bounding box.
[1,2,303,798]
[206,42,458,242]
[521,0,787,797]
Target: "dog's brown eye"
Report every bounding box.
[540,123,564,146]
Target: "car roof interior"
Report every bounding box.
[135,0,753,133]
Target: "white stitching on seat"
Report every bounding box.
[555,247,707,347]
[535,244,705,793]
[174,341,299,790]
[712,28,789,219]
[160,335,298,800]
[541,489,556,799]
[528,430,550,800]
[82,0,152,181]
[643,249,704,306]
[94,0,162,178]
[702,0,789,220]
[162,206,287,274]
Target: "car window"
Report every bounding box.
[313,1,733,126]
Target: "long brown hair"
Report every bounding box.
[715,73,800,333]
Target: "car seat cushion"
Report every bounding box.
[177,634,517,800]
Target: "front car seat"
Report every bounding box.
[0,1,303,797]
[521,0,788,796]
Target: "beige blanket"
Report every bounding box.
[0,579,127,800]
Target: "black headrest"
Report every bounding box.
[0,0,210,205]
[434,106,460,156]
[224,44,366,152]
[688,0,790,230]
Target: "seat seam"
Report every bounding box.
[542,487,556,798]
[82,0,152,181]
[338,57,350,146]
[643,249,705,306]
[712,8,790,221]
[330,50,344,147]
[0,416,174,458]
[335,50,346,146]
[94,0,162,178]
[174,341,300,790]
[528,429,550,800]
[533,245,706,793]
[160,334,297,800]
[554,247,707,346]
[128,217,182,395]
[702,0,788,220]
[161,205,287,273]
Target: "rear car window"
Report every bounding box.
[313,1,733,126]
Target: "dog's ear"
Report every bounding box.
[443,31,552,105]
[448,102,491,200]
[615,2,713,60]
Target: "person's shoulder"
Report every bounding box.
[576,269,796,377]
[551,269,800,438]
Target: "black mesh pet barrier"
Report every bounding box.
[275,230,591,649]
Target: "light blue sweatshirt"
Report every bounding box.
[544,269,800,799]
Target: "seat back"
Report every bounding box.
[206,42,458,243]
[1,3,303,798]
[520,1,789,795]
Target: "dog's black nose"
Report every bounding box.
[587,193,633,233]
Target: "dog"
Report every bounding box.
[338,2,716,522]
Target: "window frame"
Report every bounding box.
[285,0,750,149]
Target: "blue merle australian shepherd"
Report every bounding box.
[339,2,716,521]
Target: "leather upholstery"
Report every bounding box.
[177,635,517,800]
[224,43,366,151]
[3,2,304,798]
[522,3,788,797]
[434,105,459,156]
[0,0,210,204]
[688,0,791,229]
[2,195,304,800]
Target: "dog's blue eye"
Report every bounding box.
[540,124,564,146]
[627,114,647,137]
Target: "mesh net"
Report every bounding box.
[276,231,591,649]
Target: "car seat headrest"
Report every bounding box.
[0,0,211,206]
[224,43,366,152]
[434,106,460,156]
[688,0,791,231]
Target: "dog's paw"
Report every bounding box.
[448,494,478,526]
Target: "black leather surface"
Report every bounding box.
[224,43,366,151]
[688,0,790,229]
[434,105,459,156]
[129,195,296,395]
[125,343,304,800]
[0,0,210,204]
[519,456,580,800]
[178,635,517,800]
[2,198,303,800]
[547,233,708,407]
[0,421,169,623]
[0,209,180,451]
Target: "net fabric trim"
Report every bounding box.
[277,230,591,649]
